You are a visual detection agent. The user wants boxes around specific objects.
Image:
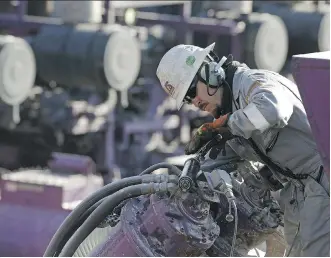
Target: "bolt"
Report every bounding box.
[226,214,234,222]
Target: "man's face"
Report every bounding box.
[191,81,223,118]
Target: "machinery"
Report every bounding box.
[0,1,197,180]
[45,46,330,255]
[44,49,330,257]
[0,0,328,180]
[44,136,285,257]
[0,1,328,257]
[255,1,330,57]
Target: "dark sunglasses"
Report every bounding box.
[183,75,199,104]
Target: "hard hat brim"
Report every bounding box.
[176,43,215,110]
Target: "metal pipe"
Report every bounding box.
[0,14,62,30]
[134,11,241,35]
[17,0,27,20]
[109,1,188,9]
[102,0,110,24]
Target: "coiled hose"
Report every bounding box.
[44,162,181,257]
[59,182,177,257]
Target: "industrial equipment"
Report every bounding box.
[256,2,330,56]
[0,0,327,179]
[0,1,328,256]
[45,136,285,257]
[0,0,322,181]
[0,35,36,121]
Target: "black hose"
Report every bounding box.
[139,162,182,176]
[44,175,149,257]
[44,164,180,257]
[59,182,175,257]
[53,197,121,257]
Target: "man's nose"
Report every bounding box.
[192,96,201,108]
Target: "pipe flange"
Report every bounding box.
[0,36,36,105]
[103,29,141,92]
[246,13,288,73]
[318,12,330,52]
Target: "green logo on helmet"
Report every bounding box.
[186,56,196,67]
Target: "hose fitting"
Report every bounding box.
[153,182,178,192]
[141,174,179,184]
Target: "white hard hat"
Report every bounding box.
[156,43,215,110]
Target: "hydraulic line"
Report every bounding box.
[55,198,105,256]
[139,162,182,176]
[44,172,178,257]
[229,200,238,257]
[59,182,176,257]
[44,176,142,257]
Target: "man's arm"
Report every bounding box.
[227,80,294,139]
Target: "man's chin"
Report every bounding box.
[200,103,222,119]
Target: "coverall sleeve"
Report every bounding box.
[227,80,293,139]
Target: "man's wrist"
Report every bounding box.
[224,113,232,126]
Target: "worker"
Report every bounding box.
[156,43,330,257]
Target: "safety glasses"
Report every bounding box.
[183,75,199,104]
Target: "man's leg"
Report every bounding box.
[280,183,303,256]
[299,170,330,257]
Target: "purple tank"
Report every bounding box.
[292,51,330,177]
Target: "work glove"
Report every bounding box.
[185,113,233,155]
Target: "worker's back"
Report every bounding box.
[230,67,322,177]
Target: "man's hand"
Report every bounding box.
[185,113,233,155]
